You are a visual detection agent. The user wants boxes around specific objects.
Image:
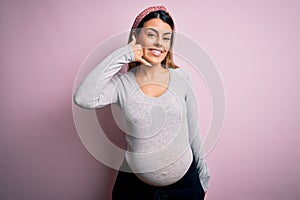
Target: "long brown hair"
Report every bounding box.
[127,10,179,71]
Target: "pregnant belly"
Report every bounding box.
[125,148,193,186]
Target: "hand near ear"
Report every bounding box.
[129,35,152,66]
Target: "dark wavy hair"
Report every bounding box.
[127,10,179,71]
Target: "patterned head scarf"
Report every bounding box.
[131,5,175,30]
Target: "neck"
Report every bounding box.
[136,63,168,79]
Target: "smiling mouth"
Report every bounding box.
[148,48,165,56]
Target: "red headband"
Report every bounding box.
[131,5,174,30]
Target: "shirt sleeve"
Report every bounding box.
[73,44,134,109]
[184,69,211,192]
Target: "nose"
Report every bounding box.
[154,36,163,47]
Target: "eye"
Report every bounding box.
[147,33,156,38]
[163,37,171,41]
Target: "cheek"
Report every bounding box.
[161,43,171,54]
[138,36,152,47]
[165,43,171,50]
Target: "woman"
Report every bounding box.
[73,5,210,200]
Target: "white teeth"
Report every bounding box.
[150,49,162,56]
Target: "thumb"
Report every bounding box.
[139,58,152,66]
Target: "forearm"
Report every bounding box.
[191,134,210,192]
[183,68,211,192]
[73,44,133,109]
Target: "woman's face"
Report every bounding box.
[136,18,173,65]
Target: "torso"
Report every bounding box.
[117,67,193,186]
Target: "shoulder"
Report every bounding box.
[171,67,194,91]
[111,68,134,85]
[172,67,192,82]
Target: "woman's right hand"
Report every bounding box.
[129,35,152,66]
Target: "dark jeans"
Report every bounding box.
[112,157,205,200]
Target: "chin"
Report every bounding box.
[144,53,167,65]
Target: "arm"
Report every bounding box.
[184,69,211,193]
[73,35,150,109]
[73,44,134,109]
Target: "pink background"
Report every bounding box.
[1,0,299,199]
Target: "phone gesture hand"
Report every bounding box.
[129,35,152,66]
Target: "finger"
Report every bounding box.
[139,58,152,66]
[129,35,136,45]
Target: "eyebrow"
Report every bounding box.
[145,27,172,35]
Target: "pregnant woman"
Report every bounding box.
[73,5,210,200]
